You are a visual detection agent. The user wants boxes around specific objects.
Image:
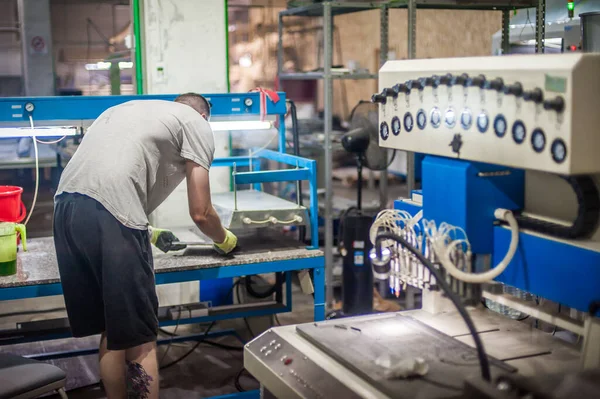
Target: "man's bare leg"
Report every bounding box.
[125,341,159,399]
[99,333,127,398]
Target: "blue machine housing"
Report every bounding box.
[396,155,600,312]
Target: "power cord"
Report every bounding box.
[235,368,258,392]
[159,321,216,371]
[159,306,183,366]
[374,232,491,382]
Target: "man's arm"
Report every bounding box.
[185,160,226,244]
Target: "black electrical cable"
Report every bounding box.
[159,321,215,370]
[515,175,600,239]
[0,307,66,318]
[286,99,306,244]
[375,232,491,382]
[244,275,276,299]
[158,328,243,351]
[236,281,256,338]
[235,368,258,392]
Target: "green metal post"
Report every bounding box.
[133,0,144,95]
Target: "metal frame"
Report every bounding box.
[277,1,545,309]
[277,1,390,310]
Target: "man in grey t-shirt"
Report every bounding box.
[53,93,237,399]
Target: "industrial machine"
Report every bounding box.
[243,54,600,398]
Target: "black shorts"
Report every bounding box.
[53,193,158,350]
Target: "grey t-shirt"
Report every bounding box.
[56,100,215,230]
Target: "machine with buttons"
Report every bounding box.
[374,54,600,174]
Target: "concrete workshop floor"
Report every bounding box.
[1,284,315,398]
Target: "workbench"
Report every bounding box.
[0,231,325,344]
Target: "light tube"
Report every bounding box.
[0,127,79,138]
[209,121,272,131]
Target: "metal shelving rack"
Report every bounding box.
[277,0,546,309]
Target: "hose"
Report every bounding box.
[287,99,306,243]
[431,208,519,284]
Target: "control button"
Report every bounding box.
[404,112,414,132]
[380,122,390,140]
[265,350,272,356]
[488,78,504,92]
[494,114,507,137]
[244,98,253,107]
[531,128,546,153]
[477,111,489,133]
[260,346,267,353]
[383,88,398,99]
[523,88,544,104]
[269,340,277,346]
[445,107,456,128]
[391,116,401,136]
[460,108,473,130]
[280,355,288,362]
[371,92,387,104]
[469,74,486,88]
[274,344,282,350]
[551,139,567,163]
[284,358,293,366]
[504,82,524,97]
[393,83,410,95]
[416,109,427,130]
[430,107,441,128]
[543,96,565,113]
[512,120,526,144]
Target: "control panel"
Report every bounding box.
[245,329,361,399]
[375,54,600,175]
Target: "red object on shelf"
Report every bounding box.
[0,186,26,223]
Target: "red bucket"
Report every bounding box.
[0,186,27,223]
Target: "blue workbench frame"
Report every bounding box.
[0,93,324,398]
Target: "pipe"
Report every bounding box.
[132,0,143,94]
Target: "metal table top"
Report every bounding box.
[0,231,322,289]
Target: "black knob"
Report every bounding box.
[488,78,504,91]
[383,88,398,99]
[430,75,440,88]
[371,92,387,104]
[543,96,565,113]
[455,73,469,87]
[419,77,435,88]
[439,74,453,86]
[469,74,486,88]
[406,80,422,91]
[523,88,544,104]
[393,83,410,95]
[504,82,524,97]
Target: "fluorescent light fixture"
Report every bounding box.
[0,127,79,138]
[84,61,133,71]
[209,121,272,131]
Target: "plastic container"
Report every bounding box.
[0,186,27,223]
[0,222,27,276]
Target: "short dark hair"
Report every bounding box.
[175,93,211,117]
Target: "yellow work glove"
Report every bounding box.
[149,226,187,253]
[214,229,238,255]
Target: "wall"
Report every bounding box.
[236,7,501,119]
[142,0,228,306]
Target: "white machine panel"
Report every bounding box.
[376,54,600,175]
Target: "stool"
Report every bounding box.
[0,352,67,399]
